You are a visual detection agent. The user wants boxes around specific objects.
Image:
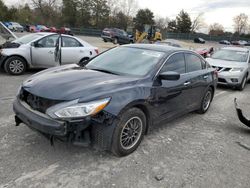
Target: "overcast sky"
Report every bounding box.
[3,0,250,32]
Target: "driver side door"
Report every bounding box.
[152,52,190,123]
[31,34,60,68]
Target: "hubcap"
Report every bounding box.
[120,117,143,150]
[203,91,212,111]
[9,60,24,74]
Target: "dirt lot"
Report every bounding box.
[0,34,250,188]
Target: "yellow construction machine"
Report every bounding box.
[135,25,162,43]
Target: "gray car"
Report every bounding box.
[0,23,98,75]
[206,47,250,90]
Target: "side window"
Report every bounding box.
[185,53,203,72]
[160,53,185,74]
[37,35,59,48]
[62,37,82,47]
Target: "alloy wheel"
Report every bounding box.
[203,91,212,111]
[120,117,143,150]
[9,60,24,74]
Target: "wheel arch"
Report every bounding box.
[116,100,152,135]
[1,55,28,69]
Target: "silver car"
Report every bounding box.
[0,24,98,75]
[206,47,250,90]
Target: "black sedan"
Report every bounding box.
[13,44,217,156]
[194,37,206,44]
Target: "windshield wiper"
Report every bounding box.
[90,68,119,75]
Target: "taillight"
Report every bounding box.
[95,49,99,54]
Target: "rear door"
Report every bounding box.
[61,36,84,64]
[31,34,59,67]
[184,52,210,110]
[152,52,191,122]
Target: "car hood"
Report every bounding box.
[206,58,247,68]
[22,65,141,101]
[0,22,17,44]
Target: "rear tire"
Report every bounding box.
[111,108,146,157]
[78,57,89,67]
[197,87,213,114]
[4,56,27,75]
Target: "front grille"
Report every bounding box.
[212,66,231,72]
[218,78,227,83]
[19,88,62,113]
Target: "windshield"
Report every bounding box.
[13,34,42,44]
[211,49,248,62]
[86,47,164,76]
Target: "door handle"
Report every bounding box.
[184,81,191,86]
[203,75,209,79]
[48,51,54,54]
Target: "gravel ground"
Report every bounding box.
[0,33,250,188]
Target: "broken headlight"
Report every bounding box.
[46,98,111,119]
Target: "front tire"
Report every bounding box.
[4,56,27,75]
[238,75,247,91]
[111,108,146,157]
[197,87,213,114]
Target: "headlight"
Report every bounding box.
[47,98,111,119]
[230,68,244,72]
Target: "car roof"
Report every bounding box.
[221,46,249,52]
[123,44,190,54]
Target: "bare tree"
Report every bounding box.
[31,0,58,25]
[191,13,205,33]
[119,0,138,17]
[233,13,248,34]
[209,23,224,35]
[107,0,120,16]
[155,16,170,30]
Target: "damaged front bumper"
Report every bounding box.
[13,99,91,145]
[234,98,250,128]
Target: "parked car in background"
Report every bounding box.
[0,21,17,43]
[245,41,250,46]
[101,28,134,44]
[29,25,37,32]
[219,40,231,45]
[194,37,205,44]
[3,22,12,28]
[8,22,24,32]
[206,47,250,90]
[49,27,58,33]
[59,27,73,35]
[195,47,214,58]
[155,39,182,47]
[23,24,31,32]
[0,32,98,75]
[239,40,248,46]
[13,44,217,156]
[37,25,50,32]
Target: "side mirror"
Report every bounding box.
[31,42,38,47]
[159,71,180,81]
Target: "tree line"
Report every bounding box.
[0,0,249,38]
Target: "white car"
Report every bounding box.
[8,22,24,32]
[206,47,250,90]
[0,31,99,75]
